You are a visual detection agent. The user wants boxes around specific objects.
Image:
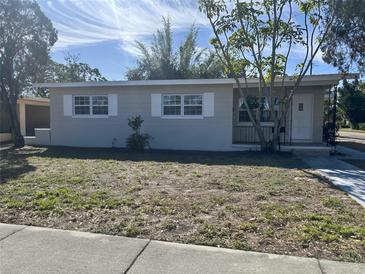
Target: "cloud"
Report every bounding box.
[38,0,209,56]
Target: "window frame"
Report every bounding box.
[72,95,109,118]
[162,94,204,119]
[237,96,279,125]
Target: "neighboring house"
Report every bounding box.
[0,97,50,143]
[32,74,355,151]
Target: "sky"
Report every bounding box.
[37,0,339,81]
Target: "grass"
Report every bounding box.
[0,146,365,263]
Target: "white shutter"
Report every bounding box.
[151,93,162,117]
[108,94,118,116]
[203,92,214,117]
[63,95,72,116]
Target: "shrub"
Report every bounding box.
[126,115,151,151]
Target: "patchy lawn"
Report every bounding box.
[1,147,364,263]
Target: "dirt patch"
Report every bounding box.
[1,147,364,263]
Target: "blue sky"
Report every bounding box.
[37,0,338,80]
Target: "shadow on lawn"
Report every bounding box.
[7,146,307,169]
[338,141,365,153]
[0,149,36,183]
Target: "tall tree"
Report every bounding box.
[199,0,336,151]
[32,54,107,97]
[126,17,224,80]
[321,0,365,73]
[0,0,57,147]
[338,80,365,129]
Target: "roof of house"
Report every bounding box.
[33,73,359,89]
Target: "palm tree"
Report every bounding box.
[126,17,224,80]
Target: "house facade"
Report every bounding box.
[32,74,353,151]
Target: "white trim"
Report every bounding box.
[72,95,109,117]
[203,92,214,117]
[33,74,357,89]
[151,93,162,117]
[162,94,203,118]
[63,95,73,116]
[161,115,204,120]
[72,115,109,119]
[108,94,118,116]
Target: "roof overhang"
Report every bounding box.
[17,97,50,106]
[33,73,359,89]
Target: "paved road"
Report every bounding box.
[338,130,365,149]
[1,223,364,274]
[339,130,365,142]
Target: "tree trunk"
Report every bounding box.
[2,95,24,147]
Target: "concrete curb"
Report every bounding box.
[1,223,365,274]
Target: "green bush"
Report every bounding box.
[126,115,151,151]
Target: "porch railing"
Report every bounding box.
[233,126,286,144]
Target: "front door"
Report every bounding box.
[291,94,313,141]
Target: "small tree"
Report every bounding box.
[0,0,57,147]
[199,0,337,151]
[126,115,151,151]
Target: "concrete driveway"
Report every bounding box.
[1,223,365,274]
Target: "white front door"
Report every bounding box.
[291,94,313,141]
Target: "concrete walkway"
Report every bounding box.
[299,146,365,208]
[1,223,364,274]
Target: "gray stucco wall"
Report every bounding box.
[50,84,233,151]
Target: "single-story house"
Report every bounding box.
[0,97,50,143]
[32,74,355,151]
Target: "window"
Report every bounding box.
[163,95,181,115]
[73,95,108,116]
[298,103,304,111]
[163,94,203,116]
[184,95,203,115]
[74,96,90,115]
[238,96,279,123]
[92,96,108,115]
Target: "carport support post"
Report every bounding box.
[332,86,337,153]
[18,101,26,136]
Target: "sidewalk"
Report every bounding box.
[298,146,365,208]
[1,223,364,274]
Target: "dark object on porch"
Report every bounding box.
[324,122,337,146]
